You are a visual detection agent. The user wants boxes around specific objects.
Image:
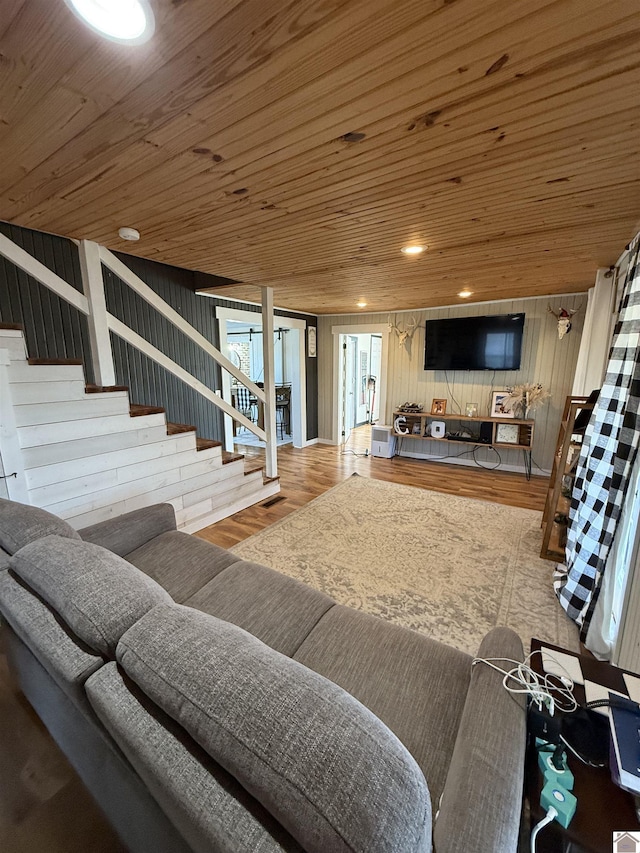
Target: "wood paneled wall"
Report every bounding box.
[318,293,587,472]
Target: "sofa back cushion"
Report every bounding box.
[0,498,80,555]
[0,569,104,704]
[86,662,303,853]
[433,627,526,853]
[117,603,432,853]
[10,535,172,657]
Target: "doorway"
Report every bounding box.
[332,324,388,446]
[216,307,307,451]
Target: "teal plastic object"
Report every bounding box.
[540,780,577,829]
[537,747,574,791]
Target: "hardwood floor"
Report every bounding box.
[0,426,548,851]
[196,425,548,548]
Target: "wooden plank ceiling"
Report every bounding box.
[1,0,639,314]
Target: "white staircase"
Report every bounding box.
[0,328,279,532]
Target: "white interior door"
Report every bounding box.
[341,335,356,444]
[356,336,370,425]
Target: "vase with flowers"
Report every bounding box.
[504,383,550,418]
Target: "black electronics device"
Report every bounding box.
[479,422,493,443]
[424,313,525,371]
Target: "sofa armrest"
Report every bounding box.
[78,504,177,557]
[433,627,527,853]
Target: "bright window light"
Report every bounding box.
[64,0,155,44]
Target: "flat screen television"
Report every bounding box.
[424,313,525,371]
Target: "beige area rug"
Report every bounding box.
[231,473,579,656]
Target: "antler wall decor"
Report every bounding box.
[388,315,420,349]
[547,304,581,339]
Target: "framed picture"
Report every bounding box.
[307,326,317,357]
[431,398,447,415]
[496,423,520,444]
[491,391,515,418]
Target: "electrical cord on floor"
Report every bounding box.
[340,449,370,457]
[530,806,558,853]
[472,444,502,470]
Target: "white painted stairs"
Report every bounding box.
[0,326,279,532]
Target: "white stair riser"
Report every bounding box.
[10,381,125,405]
[8,363,84,383]
[14,396,130,426]
[26,437,202,490]
[21,425,173,469]
[45,459,249,521]
[179,480,280,533]
[0,334,28,359]
[25,436,193,489]
[182,471,248,509]
[18,413,167,448]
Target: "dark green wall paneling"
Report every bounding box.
[0,222,319,442]
[0,222,95,382]
[105,254,225,440]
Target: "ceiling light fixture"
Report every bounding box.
[357,301,367,308]
[401,245,425,255]
[64,0,155,45]
[458,289,473,298]
[118,226,141,241]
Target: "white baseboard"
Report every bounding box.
[302,437,319,447]
[394,448,549,477]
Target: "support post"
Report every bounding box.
[79,240,116,386]
[261,286,278,479]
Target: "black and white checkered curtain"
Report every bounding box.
[555,234,640,641]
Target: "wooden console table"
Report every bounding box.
[392,410,535,478]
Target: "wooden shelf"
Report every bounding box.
[392,410,535,475]
[540,395,595,562]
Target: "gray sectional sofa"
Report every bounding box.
[0,497,527,853]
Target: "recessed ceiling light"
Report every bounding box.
[401,245,426,255]
[458,289,473,298]
[64,0,155,45]
[357,301,367,308]
[118,226,141,241]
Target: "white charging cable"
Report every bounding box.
[471,651,578,714]
[530,806,558,852]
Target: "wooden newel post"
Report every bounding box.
[261,286,278,479]
[79,240,116,387]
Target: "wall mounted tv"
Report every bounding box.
[424,313,525,371]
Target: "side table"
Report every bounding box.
[527,639,640,852]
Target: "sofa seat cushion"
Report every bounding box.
[183,561,335,657]
[0,497,80,555]
[125,530,240,602]
[433,627,526,853]
[0,570,103,705]
[293,605,472,808]
[117,603,432,853]
[86,662,303,853]
[10,535,172,657]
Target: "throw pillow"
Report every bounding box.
[0,497,80,555]
[10,535,172,657]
